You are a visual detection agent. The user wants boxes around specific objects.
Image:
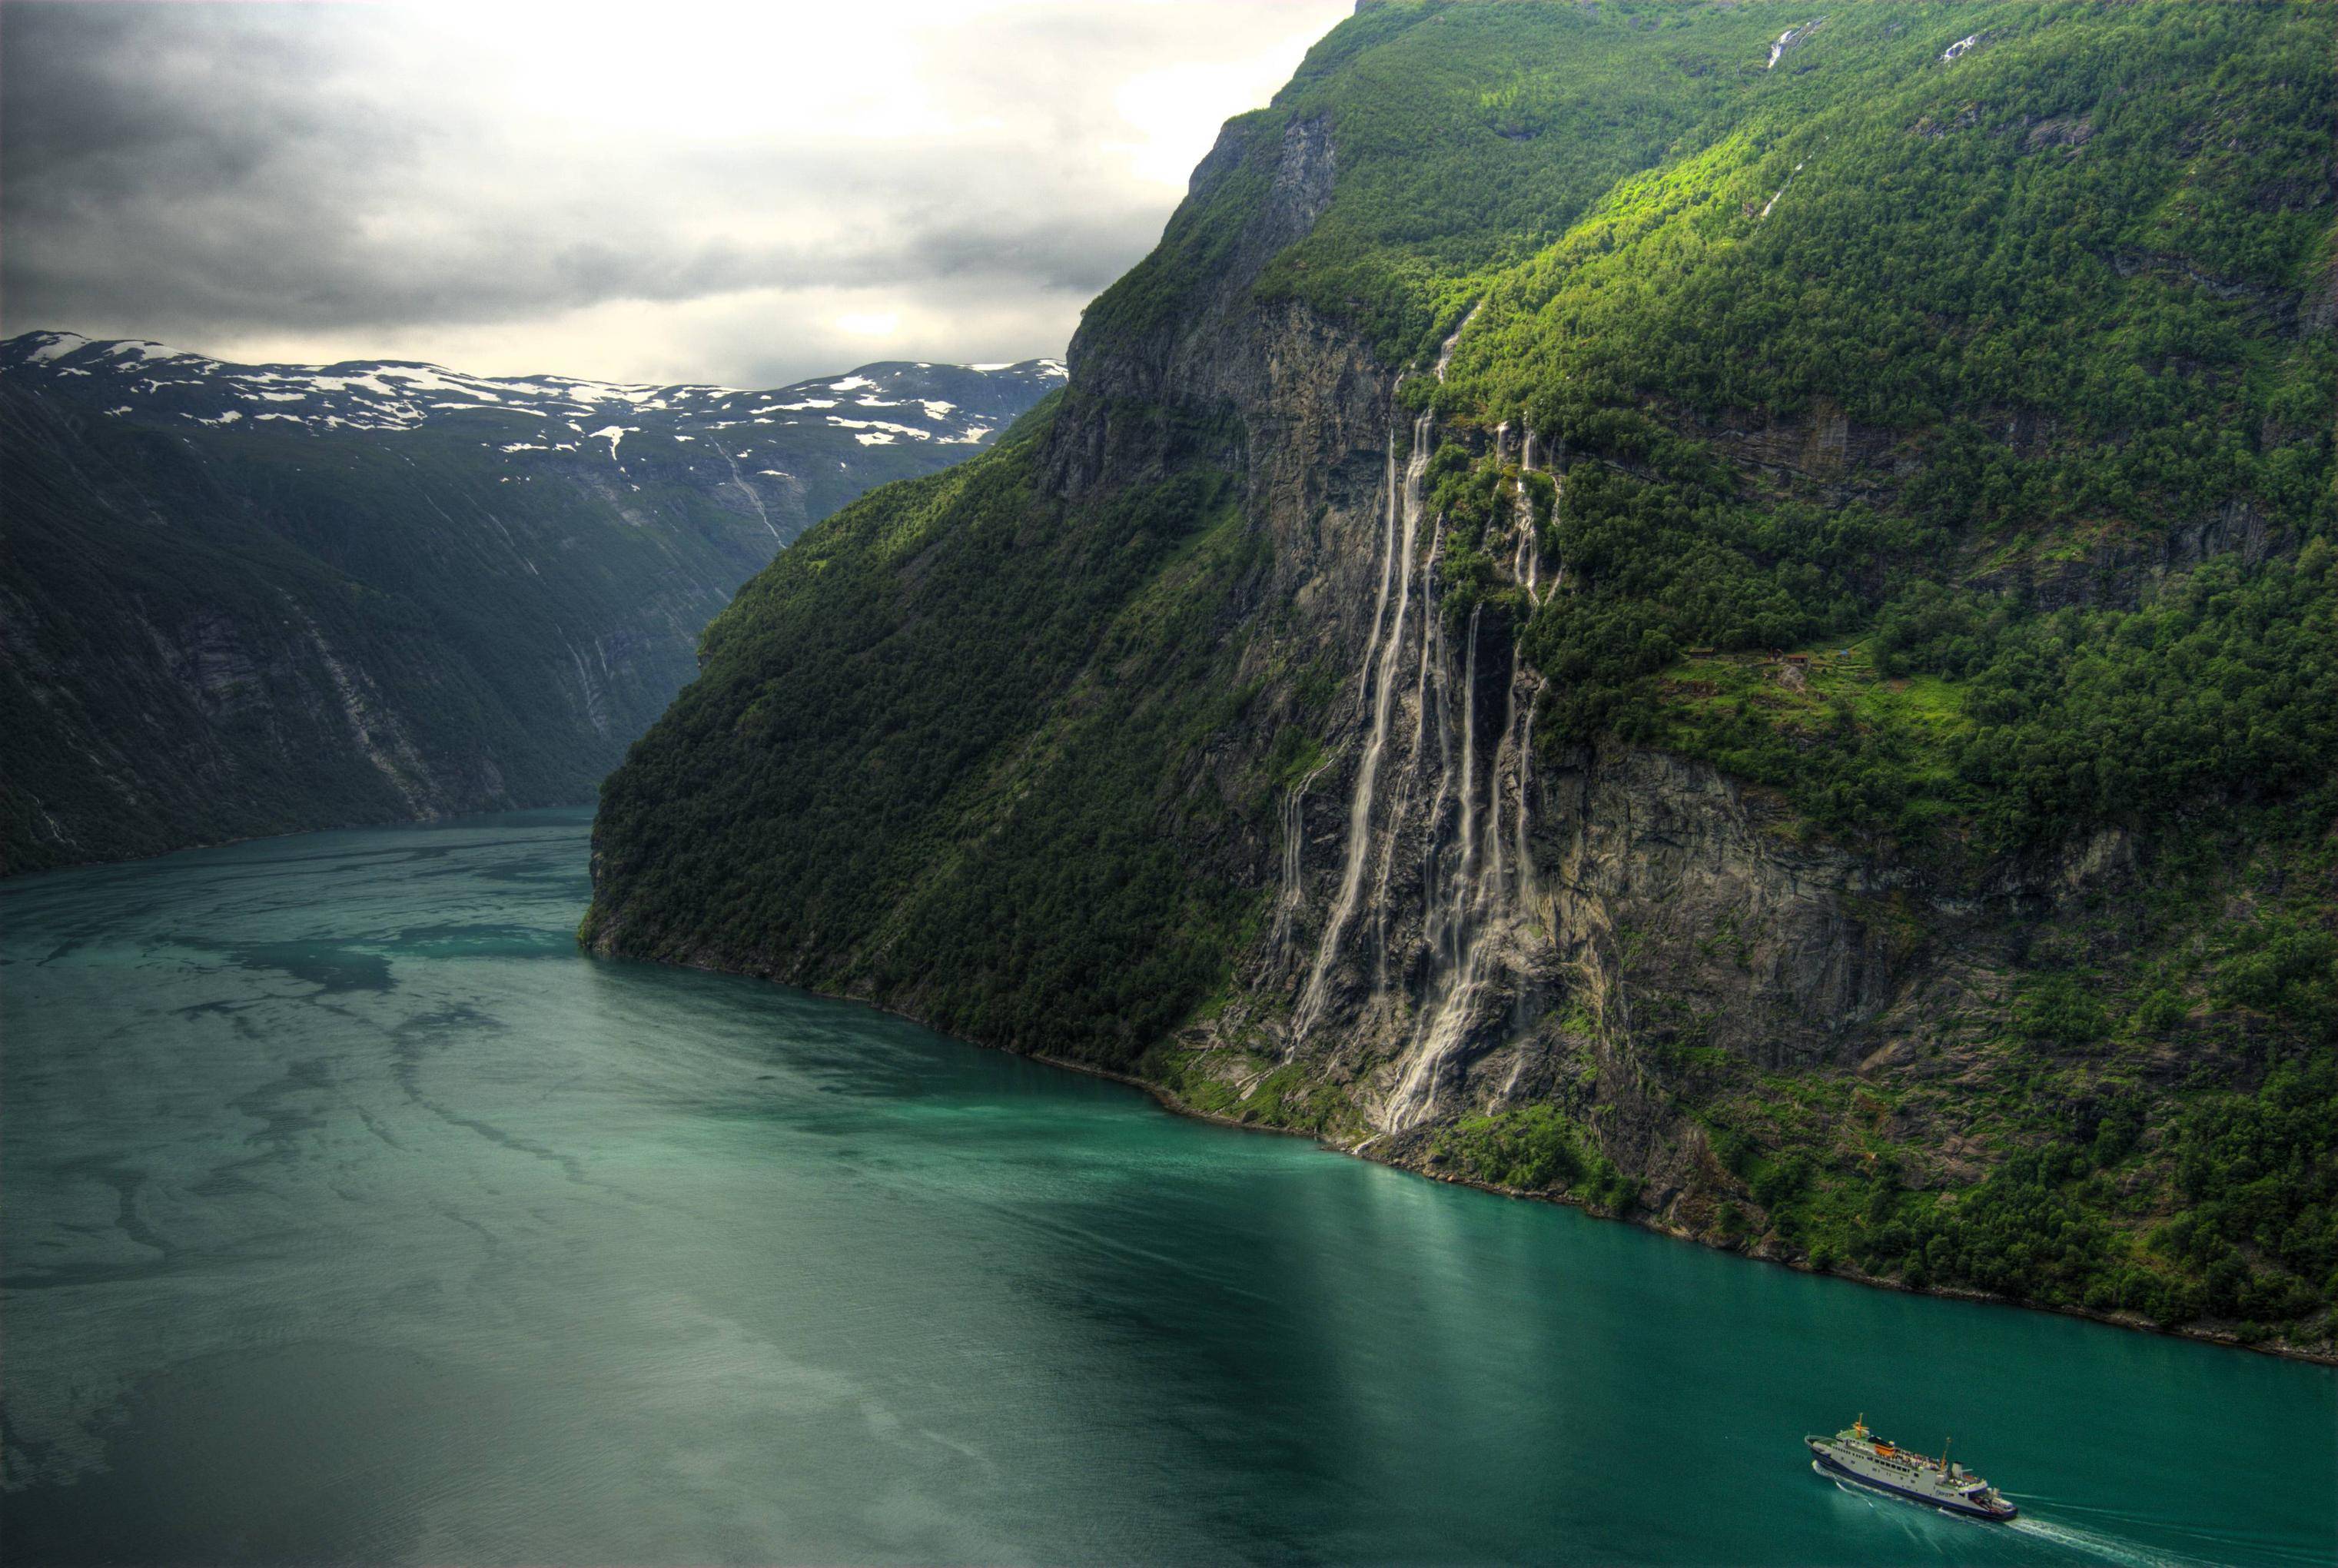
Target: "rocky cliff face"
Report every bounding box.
[1018,110,1908,1192]
[1134,362,1925,1204]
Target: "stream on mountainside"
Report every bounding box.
[4,810,2333,1566]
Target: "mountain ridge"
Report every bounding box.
[1,332,1064,873]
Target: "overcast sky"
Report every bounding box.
[1,0,1351,386]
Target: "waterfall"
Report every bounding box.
[1375,414,1563,1131]
[1270,756,1335,952]
[1387,600,1543,1131]
[1294,408,1434,1042]
[1450,604,1484,953]
[1353,433,1401,716]
[1513,429,1540,601]
[1270,288,1563,1120]
[1514,682,1540,919]
[1390,608,1499,1129]
[1410,517,1448,769]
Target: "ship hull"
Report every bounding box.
[1808,1445,2018,1522]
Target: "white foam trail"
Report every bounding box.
[2003,1514,2233,1568]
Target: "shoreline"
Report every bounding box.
[2,799,600,885]
[626,945,2338,1370]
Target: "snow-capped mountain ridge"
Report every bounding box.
[2,330,1067,873]
[2,331,1066,450]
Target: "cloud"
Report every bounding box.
[0,0,1350,384]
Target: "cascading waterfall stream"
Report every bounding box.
[1389,598,1535,1131]
[1291,304,1560,1122]
[1514,689,1540,921]
[1377,510,1448,988]
[1511,433,1545,916]
[1292,309,1476,1045]
[1293,408,1433,1044]
[1381,424,1552,1131]
[1515,429,1542,603]
[1354,434,1402,716]
[1269,756,1336,952]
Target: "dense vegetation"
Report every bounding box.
[1642,552,2338,861]
[593,1,2335,1349]
[587,400,1269,1064]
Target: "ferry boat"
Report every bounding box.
[1805,1416,2018,1521]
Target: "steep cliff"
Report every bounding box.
[0,337,1061,872]
[589,1,2336,1354]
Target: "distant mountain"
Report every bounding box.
[4,331,1065,539]
[0,332,1064,873]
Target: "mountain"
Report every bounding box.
[585,1,2336,1354]
[0,334,1064,872]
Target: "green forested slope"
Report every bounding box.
[585,402,1273,1059]
[591,1,2336,1350]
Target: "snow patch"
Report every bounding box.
[825,417,931,440]
[22,331,89,361]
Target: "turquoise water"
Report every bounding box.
[2,810,2330,1566]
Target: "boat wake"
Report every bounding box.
[2001,1514,2310,1568]
[1818,1465,2247,1568]
[2001,1513,2233,1568]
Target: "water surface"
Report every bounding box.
[4,811,2331,1565]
